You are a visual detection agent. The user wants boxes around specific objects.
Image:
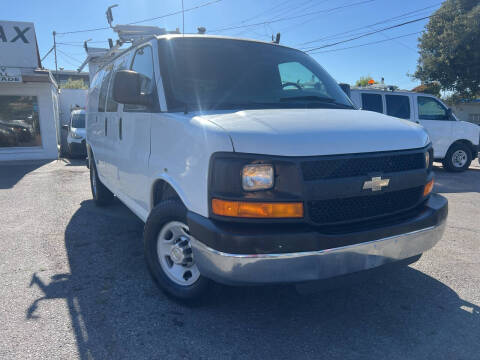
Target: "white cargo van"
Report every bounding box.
[350,88,480,172]
[86,35,447,299]
[64,109,86,157]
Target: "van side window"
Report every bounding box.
[418,96,449,120]
[106,58,128,112]
[88,70,103,113]
[361,93,383,113]
[98,68,112,112]
[386,95,410,119]
[124,46,156,112]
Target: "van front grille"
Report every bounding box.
[301,152,425,181]
[307,186,424,225]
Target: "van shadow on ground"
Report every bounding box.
[27,199,480,359]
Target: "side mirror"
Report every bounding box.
[112,70,152,107]
[338,83,351,98]
[62,124,69,130]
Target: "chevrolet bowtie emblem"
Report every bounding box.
[363,176,390,191]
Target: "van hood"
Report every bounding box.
[196,109,429,156]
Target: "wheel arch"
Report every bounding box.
[447,139,477,159]
[150,176,188,211]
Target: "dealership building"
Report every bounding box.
[0,20,60,161]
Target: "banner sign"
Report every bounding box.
[0,67,22,82]
[0,20,39,68]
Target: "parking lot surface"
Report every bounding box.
[0,159,479,359]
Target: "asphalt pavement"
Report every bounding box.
[0,158,479,359]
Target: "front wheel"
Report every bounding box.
[89,157,114,206]
[144,200,209,300]
[443,143,472,172]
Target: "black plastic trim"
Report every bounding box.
[188,193,447,255]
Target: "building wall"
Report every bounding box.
[452,103,480,125]
[0,82,59,161]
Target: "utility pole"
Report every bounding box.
[52,31,58,73]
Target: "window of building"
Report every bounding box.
[386,95,410,119]
[418,96,449,120]
[0,96,42,148]
[361,93,383,113]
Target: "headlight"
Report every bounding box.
[242,164,274,191]
[70,132,83,139]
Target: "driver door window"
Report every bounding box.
[124,46,156,112]
[418,96,449,120]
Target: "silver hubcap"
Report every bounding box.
[452,150,467,168]
[157,221,200,286]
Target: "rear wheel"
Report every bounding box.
[144,200,209,300]
[443,143,472,172]
[89,157,114,206]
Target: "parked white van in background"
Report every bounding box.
[63,109,86,157]
[350,88,480,172]
[86,35,447,300]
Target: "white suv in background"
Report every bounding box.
[350,89,480,172]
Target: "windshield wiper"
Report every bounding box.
[280,95,354,109]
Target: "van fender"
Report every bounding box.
[149,173,191,212]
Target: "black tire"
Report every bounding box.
[89,156,114,206]
[144,200,209,300]
[442,143,472,172]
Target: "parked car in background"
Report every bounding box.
[86,35,447,300]
[64,109,86,157]
[350,89,480,172]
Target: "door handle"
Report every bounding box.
[119,117,122,140]
[105,117,108,136]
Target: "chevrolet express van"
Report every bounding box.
[86,35,447,299]
[350,89,480,172]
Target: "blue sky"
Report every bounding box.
[4,0,441,89]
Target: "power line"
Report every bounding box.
[56,0,223,35]
[40,46,54,62]
[297,3,441,47]
[308,31,422,55]
[56,48,83,64]
[209,0,376,33]
[304,15,430,52]
[128,0,222,25]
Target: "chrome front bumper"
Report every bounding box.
[191,220,446,285]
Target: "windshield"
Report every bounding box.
[158,37,355,112]
[71,113,85,128]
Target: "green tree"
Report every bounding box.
[414,0,480,98]
[62,78,88,89]
[355,76,376,87]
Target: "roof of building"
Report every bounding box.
[51,70,89,77]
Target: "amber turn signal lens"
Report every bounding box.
[423,179,434,197]
[212,199,303,218]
